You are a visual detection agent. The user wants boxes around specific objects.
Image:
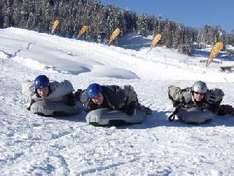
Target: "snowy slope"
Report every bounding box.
[1,28,234,176]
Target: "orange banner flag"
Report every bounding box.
[51,20,60,34]
[108,28,121,45]
[151,33,161,48]
[206,41,224,67]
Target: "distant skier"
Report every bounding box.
[76,83,152,126]
[22,75,82,116]
[168,80,234,124]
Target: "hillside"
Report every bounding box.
[1,28,234,175]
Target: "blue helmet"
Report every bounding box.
[86,83,102,98]
[34,75,49,90]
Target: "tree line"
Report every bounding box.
[1,0,234,55]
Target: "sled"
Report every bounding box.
[220,65,234,72]
[85,108,149,126]
[169,107,215,124]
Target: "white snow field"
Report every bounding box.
[1,28,234,176]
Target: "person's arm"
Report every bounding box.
[206,88,224,113]
[21,80,37,110]
[121,85,139,115]
[168,86,185,107]
[49,80,74,98]
[103,85,126,110]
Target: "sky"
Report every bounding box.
[101,0,234,32]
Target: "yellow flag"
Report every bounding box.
[109,28,121,45]
[206,41,224,67]
[51,20,60,34]
[151,33,161,48]
[77,25,89,38]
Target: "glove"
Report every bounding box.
[206,89,224,104]
[206,93,216,104]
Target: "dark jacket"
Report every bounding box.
[80,85,138,115]
[168,86,224,114]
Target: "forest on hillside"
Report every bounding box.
[1,0,234,55]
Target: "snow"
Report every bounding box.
[1,27,234,175]
[226,44,234,51]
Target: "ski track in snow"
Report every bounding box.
[1,28,234,176]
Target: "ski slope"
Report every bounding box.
[1,28,234,176]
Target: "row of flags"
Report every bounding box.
[51,20,223,66]
[51,20,161,46]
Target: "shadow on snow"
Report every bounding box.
[37,110,234,129]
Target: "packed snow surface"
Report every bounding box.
[1,28,234,176]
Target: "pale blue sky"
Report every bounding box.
[101,0,234,32]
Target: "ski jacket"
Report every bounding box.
[80,85,138,115]
[168,85,224,114]
[22,80,75,110]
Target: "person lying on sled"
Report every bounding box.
[168,80,234,124]
[22,75,82,117]
[76,83,152,126]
